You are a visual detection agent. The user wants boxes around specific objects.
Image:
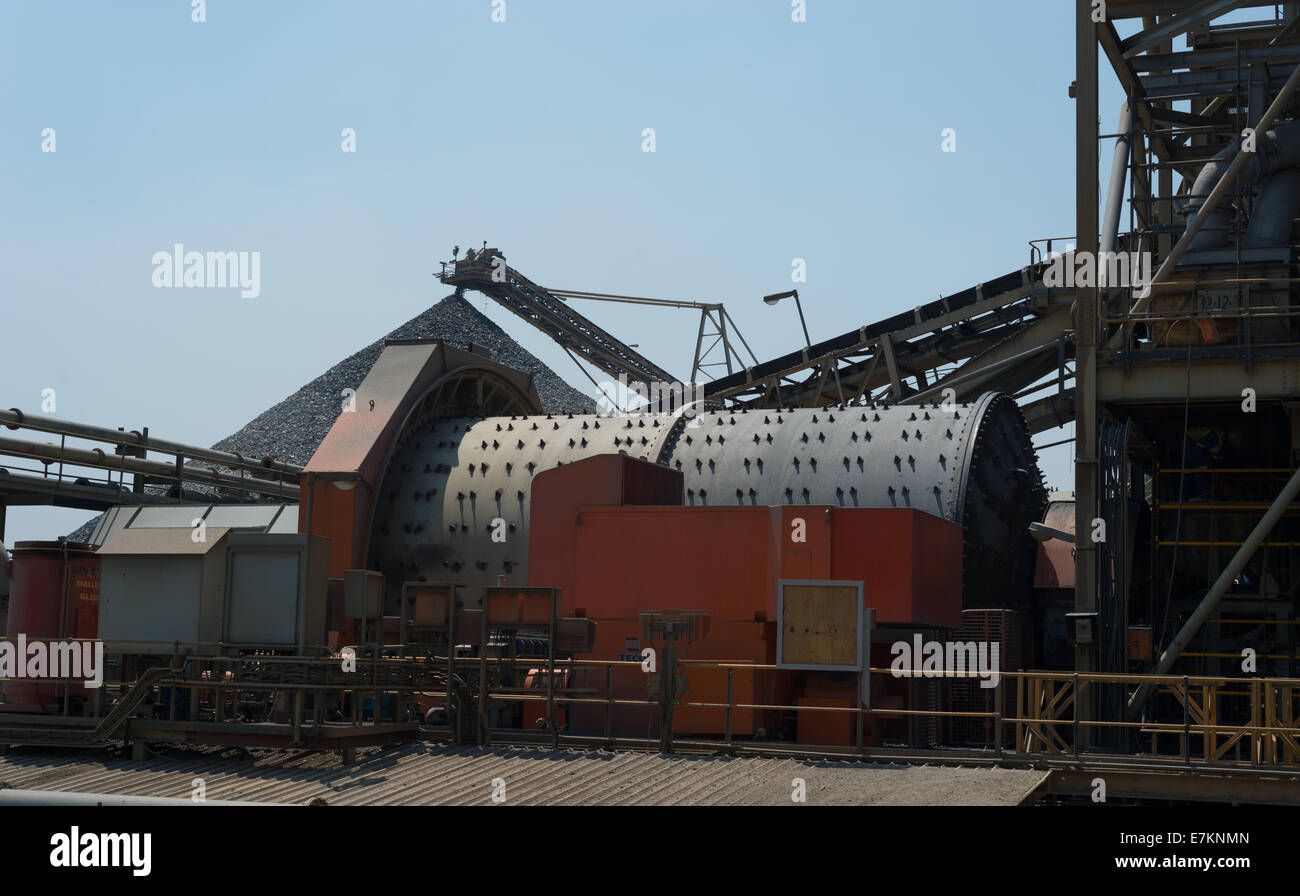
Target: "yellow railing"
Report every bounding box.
[458,656,1300,769]
[12,641,1300,770]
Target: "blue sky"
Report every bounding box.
[2,0,1144,540]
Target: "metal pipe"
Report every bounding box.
[1126,60,1300,322]
[0,435,297,499]
[1184,143,1243,252]
[1127,463,1300,716]
[0,408,301,477]
[1184,119,1300,251]
[1245,168,1300,248]
[1100,103,1132,256]
[792,294,812,348]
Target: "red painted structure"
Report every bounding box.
[300,340,541,584]
[527,453,963,742]
[1,541,101,712]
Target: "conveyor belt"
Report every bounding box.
[442,252,1072,425]
[440,252,679,391]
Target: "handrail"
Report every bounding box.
[11,645,1300,768]
[0,408,301,477]
[460,654,1300,767]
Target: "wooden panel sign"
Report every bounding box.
[777,580,864,671]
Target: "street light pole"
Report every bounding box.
[792,293,812,349]
[762,288,845,404]
[762,290,811,349]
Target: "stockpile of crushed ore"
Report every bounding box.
[68,293,594,541]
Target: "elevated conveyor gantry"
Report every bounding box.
[441,249,1076,434]
[439,250,680,393]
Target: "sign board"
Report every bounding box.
[776,580,865,671]
[1196,285,1245,314]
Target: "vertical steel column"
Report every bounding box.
[547,588,557,750]
[302,472,315,658]
[691,309,708,384]
[1074,0,1101,739]
[446,589,455,737]
[603,663,612,744]
[1146,18,1173,262]
[292,690,304,745]
[59,541,70,715]
[478,606,489,745]
[717,310,736,376]
[660,626,677,754]
[724,668,733,746]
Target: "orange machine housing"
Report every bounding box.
[299,340,542,645]
[528,453,963,741]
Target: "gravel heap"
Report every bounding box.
[211,292,594,466]
[68,293,593,541]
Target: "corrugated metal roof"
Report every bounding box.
[0,744,1045,806]
[98,527,230,555]
[87,504,298,546]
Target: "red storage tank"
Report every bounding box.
[2,541,101,712]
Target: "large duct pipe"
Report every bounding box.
[1101,103,1132,256]
[1125,60,1300,325]
[1245,167,1300,248]
[1186,140,1241,251]
[1183,119,1300,251]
